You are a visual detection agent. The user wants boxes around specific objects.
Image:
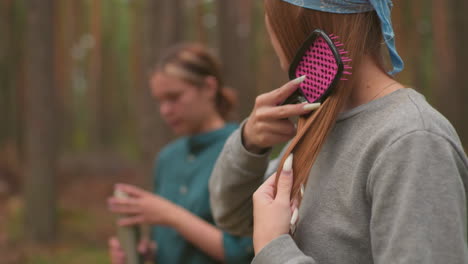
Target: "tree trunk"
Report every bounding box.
[24,0,58,243]
[217,0,256,120]
[55,0,77,152]
[451,0,468,146]
[53,0,71,154]
[13,1,27,160]
[409,0,425,93]
[432,0,466,147]
[195,0,206,43]
[89,0,104,149]
[130,0,183,181]
[165,0,185,45]
[0,0,13,145]
[432,0,457,119]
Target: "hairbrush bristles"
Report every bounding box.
[329,34,353,81]
[284,29,352,105]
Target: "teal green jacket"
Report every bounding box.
[152,123,254,264]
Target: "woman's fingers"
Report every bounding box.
[115,183,146,198]
[108,196,139,207]
[243,76,322,152]
[246,119,296,148]
[138,239,158,257]
[259,173,277,194]
[255,154,294,202]
[118,215,145,226]
[290,198,298,214]
[261,75,306,106]
[108,196,137,205]
[109,237,121,250]
[137,238,149,253]
[275,154,294,201]
[253,174,276,204]
[255,119,296,137]
[252,155,295,254]
[256,102,311,121]
[108,237,126,264]
[108,202,142,214]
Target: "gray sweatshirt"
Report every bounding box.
[209,88,468,264]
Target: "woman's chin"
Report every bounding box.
[171,125,189,136]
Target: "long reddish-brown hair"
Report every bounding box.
[265,0,386,205]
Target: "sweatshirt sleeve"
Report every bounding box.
[367,130,468,263]
[252,235,317,264]
[209,123,272,236]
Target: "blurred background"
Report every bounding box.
[0,0,467,263]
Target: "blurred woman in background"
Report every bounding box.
[107,43,253,264]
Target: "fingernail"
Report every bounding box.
[303,102,321,111]
[293,75,306,84]
[291,198,298,209]
[283,153,293,172]
[290,207,299,225]
[114,189,128,199]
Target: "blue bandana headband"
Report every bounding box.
[281,0,404,75]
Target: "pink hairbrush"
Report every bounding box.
[283,29,352,105]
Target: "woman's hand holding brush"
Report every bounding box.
[243,76,320,154]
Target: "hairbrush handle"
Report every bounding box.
[114,189,144,264]
[282,89,309,105]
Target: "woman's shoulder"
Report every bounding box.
[385,88,460,144]
[337,88,464,158]
[359,88,465,160]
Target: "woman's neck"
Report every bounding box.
[196,113,225,134]
[343,55,403,112]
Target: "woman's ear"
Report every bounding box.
[203,76,218,100]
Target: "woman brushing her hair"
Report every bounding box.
[209,0,468,263]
